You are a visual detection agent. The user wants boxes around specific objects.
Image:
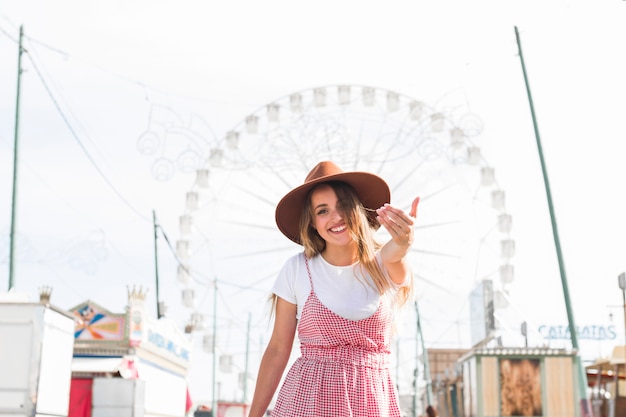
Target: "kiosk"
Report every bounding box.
[458,347,580,417]
[0,291,75,417]
[586,345,626,417]
[68,287,192,417]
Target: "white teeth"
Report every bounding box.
[330,225,346,233]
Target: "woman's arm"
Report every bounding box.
[247,296,297,417]
[376,197,419,284]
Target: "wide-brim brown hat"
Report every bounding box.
[275,160,390,244]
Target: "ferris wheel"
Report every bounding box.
[174,84,515,351]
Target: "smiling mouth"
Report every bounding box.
[330,225,346,233]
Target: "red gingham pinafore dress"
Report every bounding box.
[272,256,402,417]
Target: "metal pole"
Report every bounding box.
[152,210,162,318]
[514,26,590,417]
[617,272,626,412]
[416,301,433,410]
[622,290,626,346]
[212,279,218,415]
[396,338,400,394]
[619,273,626,345]
[243,311,251,403]
[8,25,24,291]
[413,327,418,417]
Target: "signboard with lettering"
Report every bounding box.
[538,324,616,341]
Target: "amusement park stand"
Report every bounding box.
[456,347,581,417]
[68,288,192,417]
[0,298,75,417]
[586,345,626,417]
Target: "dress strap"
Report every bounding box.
[303,253,314,291]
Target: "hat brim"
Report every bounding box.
[275,171,390,245]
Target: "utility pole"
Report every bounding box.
[416,302,433,413]
[8,25,24,291]
[243,312,251,403]
[152,210,162,318]
[514,26,590,417]
[211,279,218,415]
[618,273,626,345]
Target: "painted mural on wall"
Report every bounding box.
[72,302,126,341]
[500,358,542,416]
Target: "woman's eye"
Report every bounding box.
[316,208,328,215]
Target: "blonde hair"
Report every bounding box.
[300,181,412,305]
[269,181,412,317]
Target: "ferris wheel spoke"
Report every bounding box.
[219,245,298,260]
[410,247,461,258]
[415,220,463,231]
[413,272,459,294]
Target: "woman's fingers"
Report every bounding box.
[409,196,420,218]
[376,203,414,239]
[377,197,419,225]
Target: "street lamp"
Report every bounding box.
[618,272,626,345]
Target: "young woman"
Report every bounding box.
[248,160,419,417]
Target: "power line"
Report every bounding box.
[24,48,151,223]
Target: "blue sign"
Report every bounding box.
[147,329,191,361]
[538,324,617,341]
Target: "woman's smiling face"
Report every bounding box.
[310,184,353,247]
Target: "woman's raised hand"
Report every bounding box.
[376,196,419,246]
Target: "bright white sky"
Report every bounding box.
[1,0,626,405]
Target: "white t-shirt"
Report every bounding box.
[271,252,407,321]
